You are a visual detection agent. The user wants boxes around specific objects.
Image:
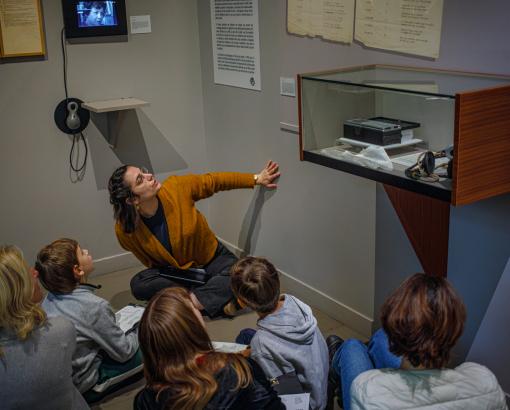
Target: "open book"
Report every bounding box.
[115,304,145,333]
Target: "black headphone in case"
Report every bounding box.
[405,146,454,182]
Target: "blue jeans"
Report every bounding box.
[331,329,401,410]
[235,328,256,345]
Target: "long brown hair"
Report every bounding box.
[0,245,46,346]
[138,287,252,410]
[381,273,466,369]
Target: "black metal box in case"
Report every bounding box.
[343,117,420,146]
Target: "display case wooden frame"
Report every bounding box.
[298,65,510,206]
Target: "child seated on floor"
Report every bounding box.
[35,238,142,402]
[230,257,329,410]
[327,273,508,410]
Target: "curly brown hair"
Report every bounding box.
[381,273,466,369]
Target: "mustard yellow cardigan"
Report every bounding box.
[115,172,254,269]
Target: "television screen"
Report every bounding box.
[62,0,127,39]
[76,1,118,28]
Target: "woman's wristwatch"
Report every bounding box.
[254,174,259,184]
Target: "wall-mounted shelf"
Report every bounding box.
[82,98,149,148]
[82,98,149,113]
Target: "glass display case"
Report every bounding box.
[298,65,510,205]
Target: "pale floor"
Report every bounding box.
[90,266,364,409]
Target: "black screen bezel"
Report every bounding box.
[62,0,128,39]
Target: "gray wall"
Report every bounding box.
[448,195,510,393]
[198,0,377,333]
[0,0,207,266]
[197,0,510,336]
[467,258,510,398]
[0,0,508,391]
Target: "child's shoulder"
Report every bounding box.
[53,286,111,309]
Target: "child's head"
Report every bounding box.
[139,287,212,376]
[139,287,252,409]
[381,273,466,369]
[35,238,94,294]
[230,257,280,314]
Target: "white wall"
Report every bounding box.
[1,0,509,352]
[197,0,510,338]
[0,0,207,268]
[197,0,376,334]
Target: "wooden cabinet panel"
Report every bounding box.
[453,86,510,205]
[384,184,450,277]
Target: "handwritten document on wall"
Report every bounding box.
[355,0,443,58]
[0,0,45,57]
[287,0,443,59]
[288,0,355,44]
[211,0,261,90]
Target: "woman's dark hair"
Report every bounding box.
[381,273,466,369]
[231,257,280,314]
[108,165,138,233]
[35,238,80,294]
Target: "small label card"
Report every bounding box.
[130,15,151,34]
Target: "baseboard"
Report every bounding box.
[218,238,373,338]
[90,251,141,277]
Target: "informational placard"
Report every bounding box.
[0,0,45,57]
[355,0,443,59]
[287,0,355,44]
[130,15,151,34]
[210,0,261,91]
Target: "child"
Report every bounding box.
[231,257,329,410]
[135,287,284,410]
[36,238,141,400]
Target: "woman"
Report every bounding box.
[0,245,88,410]
[108,161,279,317]
[328,273,507,410]
[135,287,284,410]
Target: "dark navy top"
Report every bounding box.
[141,197,173,256]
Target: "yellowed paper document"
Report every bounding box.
[0,0,44,57]
[355,0,443,58]
[288,0,355,43]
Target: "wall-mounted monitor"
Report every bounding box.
[62,1,127,39]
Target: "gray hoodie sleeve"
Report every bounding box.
[87,299,139,363]
[250,334,296,380]
[251,351,286,380]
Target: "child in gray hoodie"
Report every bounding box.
[36,238,141,399]
[231,257,329,410]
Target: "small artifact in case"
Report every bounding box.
[343,117,420,146]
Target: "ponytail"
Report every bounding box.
[108,165,138,233]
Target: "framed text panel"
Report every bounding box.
[0,0,45,57]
